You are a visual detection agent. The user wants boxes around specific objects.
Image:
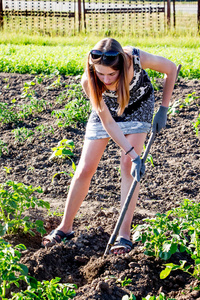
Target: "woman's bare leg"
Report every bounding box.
[43,137,109,244]
[112,132,147,254]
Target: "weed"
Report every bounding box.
[168,92,199,116]
[48,208,64,217]
[0,181,50,236]
[35,75,44,84]
[27,166,35,173]
[168,99,181,115]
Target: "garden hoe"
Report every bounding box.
[104,64,182,256]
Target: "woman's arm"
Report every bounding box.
[81,72,90,98]
[140,50,177,107]
[97,99,138,159]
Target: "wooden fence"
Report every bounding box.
[0,0,199,36]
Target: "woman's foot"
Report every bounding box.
[42,229,74,247]
[110,237,133,255]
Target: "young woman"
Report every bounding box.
[42,38,177,254]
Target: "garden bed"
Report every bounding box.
[0,73,200,299]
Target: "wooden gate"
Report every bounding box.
[0,0,199,35]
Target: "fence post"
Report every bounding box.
[0,0,3,29]
[172,0,175,28]
[78,0,82,32]
[198,0,200,32]
[167,0,171,28]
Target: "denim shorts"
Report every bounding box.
[85,121,151,140]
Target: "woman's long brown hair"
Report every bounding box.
[87,38,131,116]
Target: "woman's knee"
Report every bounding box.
[120,155,132,177]
[75,163,96,181]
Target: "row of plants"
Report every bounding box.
[0,178,77,299]
[0,44,200,78]
[1,74,79,298]
[0,83,198,157]
[3,183,196,299]
[167,91,200,136]
[121,199,200,299]
[0,238,77,300]
[0,79,91,128]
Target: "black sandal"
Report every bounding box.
[42,229,75,248]
[110,237,133,254]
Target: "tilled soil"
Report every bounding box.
[0,73,200,300]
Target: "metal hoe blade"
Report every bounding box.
[104,64,182,256]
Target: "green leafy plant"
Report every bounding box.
[192,113,200,136]
[35,124,54,137]
[50,139,76,181]
[0,181,50,236]
[167,99,181,115]
[12,127,34,144]
[11,277,77,300]
[3,167,12,178]
[168,92,199,116]
[179,92,198,108]
[56,92,67,104]
[143,144,154,167]
[47,76,62,90]
[0,239,29,300]
[0,102,19,125]
[0,140,8,157]
[160,201,200,281]
[49,139,75,161]
[52,84,91,127]
[0,239,77,300]
[132,211,186,260]
[18,98,51,118]
[141,293,176,300]
[117,277,132,287]
[48,208,64,217]
[21,81,36,98]
[122,293,136,300]
[35,75,44,84]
